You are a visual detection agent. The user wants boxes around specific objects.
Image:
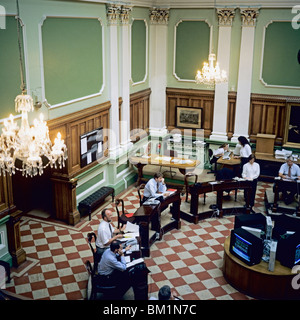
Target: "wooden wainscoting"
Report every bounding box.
[248,94,300,145]
[130,88,151,140]
[47,101,111,178]
[166,88,214,138]
[46,101,111,225]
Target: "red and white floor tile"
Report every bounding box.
[4,181,273,300]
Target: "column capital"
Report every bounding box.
[240,8,259,27]
[149,8,170,25]
[106,4,120,26]
[120,6,132,25]
[216,8,235,27]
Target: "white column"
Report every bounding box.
[107,5,121,157]
[231,8,259,142]
[119,7,132,151]
[149,8,169,137]
[210,9,235,142]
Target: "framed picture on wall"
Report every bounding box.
[176,106,202,129]
[283,103,300,148]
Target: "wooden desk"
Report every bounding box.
[133,191,181,257]
[217,154,241,177]
[272,178,300,216]
[256,154,300,181]
[223,236,299,300]
[181,179,251,224]
[130,154,200,186]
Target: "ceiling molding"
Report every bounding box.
[77,0,300,9]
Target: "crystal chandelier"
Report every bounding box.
[195,53,227,87]
[0,0,67,178]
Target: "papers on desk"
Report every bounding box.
[155,156,172,162]
[126,257,144,268]
[275,149,292,159]
[141,155,150,159]
[143,198,160,206]
[125,221,139,233]
[171,159,193,164]
[166,188,176,195]
[233,177,246,181]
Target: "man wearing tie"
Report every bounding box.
[142,172,169,203]
[95,208,124,264]
[278,156,300,205]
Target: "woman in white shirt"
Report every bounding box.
[242,154,260,211]
[234,136,252,174]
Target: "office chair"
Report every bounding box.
[137,184,146,206]
[115,198,135,230]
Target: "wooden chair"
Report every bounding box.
[115,198,135,230]
[87,232,102,273]
[85,260,117,300]
[184,172,198,202]
[137,184,146,206]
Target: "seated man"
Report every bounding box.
[97,241,131,298]
[277,156,300,205]
[142,172,169,203]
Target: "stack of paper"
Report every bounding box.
[126,257,144,268]
[275,149,292,159]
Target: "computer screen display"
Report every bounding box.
[232,233,251,262]
[295,244,300,264]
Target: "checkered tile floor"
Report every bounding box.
[4,181,272,300]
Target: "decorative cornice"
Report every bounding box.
[240,8,259,27]
[149,8,170,25]
[216,8,235,27]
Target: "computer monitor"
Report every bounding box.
[234,213,266,231]
[230,228,264,266]
[276,232,300,268]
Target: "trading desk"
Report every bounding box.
[181,179,252,224]
[133,191,181,257]
[129,154,200,186]
[272,178,300,216]
[217,154,241,177]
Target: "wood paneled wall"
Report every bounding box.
[166,88,214,137]
[166,88,300,146]
[130,88,151,138]
[47,101,111,178]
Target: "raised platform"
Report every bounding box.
[223,236,299,300]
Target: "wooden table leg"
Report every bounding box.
[136,164,146,186]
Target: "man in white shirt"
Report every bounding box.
[95,208,124,265]
[142,172,169,203]
[277,157,300,205]
[242,154,260,211]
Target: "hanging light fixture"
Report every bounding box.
[195,0,228,87]
[0,0,67,177]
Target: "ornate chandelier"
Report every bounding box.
[0,0,67,178]
[195,53,227,87]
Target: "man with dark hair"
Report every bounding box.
[143,172,169,203]
[97,240,131,296]
[158,285,172,300]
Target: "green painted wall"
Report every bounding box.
[130,7,149,94]
[0,16,24,119]
[131,19,146,83]
[167,8,218,91]
[262,21,300,87]
[252,8,300,96]
[42,17,103,106]
[174,20,210,80]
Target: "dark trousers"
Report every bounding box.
[244,179,258,208]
